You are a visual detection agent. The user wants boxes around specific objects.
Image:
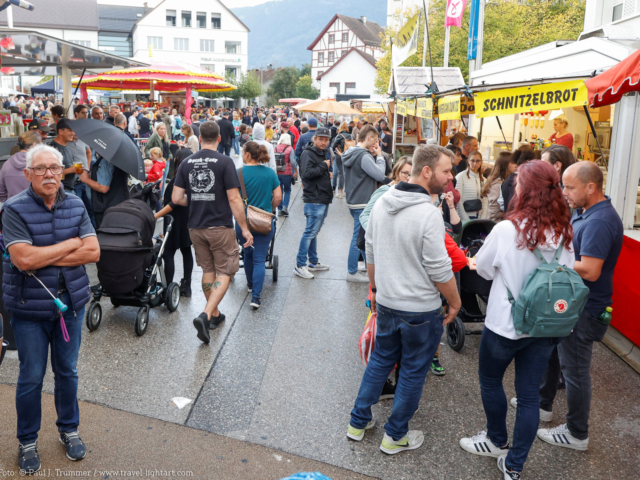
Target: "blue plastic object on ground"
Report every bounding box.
[280,473,332,480]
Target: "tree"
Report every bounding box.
[234,72,262,101]
[267,67,300,102]
[299,63,312,78]
[295,75,319,100]
[375,0,586,94]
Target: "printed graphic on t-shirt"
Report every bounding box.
[188,158,217,201]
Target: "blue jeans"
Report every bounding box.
[235,221,274,301]
[232,137,240,156]
[11,292,85,443]
[351,304,444,440]
[218,144,232,156]
[74,183,96,229]
[479,327,558,472]
[278,175,292,210]
[348,208,366,274]
[296,203,329,267]
[331,154,344,191]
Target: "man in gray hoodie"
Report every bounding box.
[342,125,392,283]
[347,145,461,455]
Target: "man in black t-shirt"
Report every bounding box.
[173,121,253,344]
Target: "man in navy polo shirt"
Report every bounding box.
[537,161,623,452]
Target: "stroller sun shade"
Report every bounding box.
[97,199,155,250]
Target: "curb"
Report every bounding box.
[602,326,640,374]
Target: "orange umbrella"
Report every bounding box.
[296,98,363,115]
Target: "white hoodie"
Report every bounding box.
[251,123,277,172]
[476,220,575,340]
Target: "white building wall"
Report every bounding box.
[319,52,379,100]
[131,0,248,78]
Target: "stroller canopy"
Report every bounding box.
[98,199,155,249]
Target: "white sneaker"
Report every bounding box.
[537,424,588,451]
[510,397,553,422]
[308,262,330,272]
[347,272,369,283]
[497,455,522,480]
[357,261,367,272]
[346,419,376,441]
[380,430,424,455]
[459,430,509,458]
[294,266,314,279]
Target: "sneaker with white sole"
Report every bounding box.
[294,266,314,279]
[459,430,509,457]
[537,424,588,451]
[510,398,552,422]
[358,261,367,272]
[347,272,369,283]
[380,430,424,455]
[308,262,330,272]
[497,455,522,480]
[347,419,376,441]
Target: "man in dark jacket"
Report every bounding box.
[216,112,235,156]
[295,117,330,160]
[190,113,201,138]
[294,127,333,280]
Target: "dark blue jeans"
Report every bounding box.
[218,144,232,156]
[236,221,274,301]
[348,208,365,274]
[351,304,444,440]
[74,183,96,229]
[296,203,329,267]
[11,292,85,443]
[278,174,292,210]
[479,327,558,472]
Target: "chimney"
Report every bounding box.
[361,16,367,24]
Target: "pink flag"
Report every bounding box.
[445,0,467,28]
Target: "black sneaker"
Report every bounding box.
[250,298,261,310]
[209,312,226,330]
[193,313,211,343]
[179,279,192,298]
[18,441,41,474]
[59,431,86,461]
[379,379,396,400]
[280,208,289,217]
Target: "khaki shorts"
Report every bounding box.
[189,227,239,276]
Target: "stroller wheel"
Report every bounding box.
[135,306,149,336]
[272,255,279,282]
[447,316,466,352]
[86,302,102,332]
[166,282,180,312]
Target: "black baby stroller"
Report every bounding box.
[85,199,180,336]
[446,219,496,352]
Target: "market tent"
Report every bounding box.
[296,98,363,115]
[586,48,640,108]
[30,79,57,95]
[362,102,386,113]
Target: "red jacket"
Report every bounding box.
[289,126,300,148]
[446,234,467,273]
[146,159,166,183]
[446,181,461,206]
[274,144,294,176]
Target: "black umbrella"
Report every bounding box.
[66,119,145,180]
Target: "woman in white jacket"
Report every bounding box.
[455,151,487,221]
[459,160,576,479]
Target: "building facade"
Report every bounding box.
[307,14,384,91]
[317,48,380,101]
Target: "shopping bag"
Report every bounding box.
[358,311,377,366]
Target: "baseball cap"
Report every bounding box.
[308,117,318,127]
[316,127,331,138]
[280,121,290,129]
[28,118,51,133]
[56,118,73,133]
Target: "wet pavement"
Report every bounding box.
[1,181,639,479]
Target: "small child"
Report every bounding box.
[144,159,153,178]
[146,147,166,183]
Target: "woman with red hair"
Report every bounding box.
[459,160,576,479]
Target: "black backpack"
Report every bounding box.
[275,145,290,172]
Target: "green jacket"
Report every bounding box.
[145,132,173,161]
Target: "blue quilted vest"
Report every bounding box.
[2,187,91,320]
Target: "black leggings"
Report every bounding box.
[162,246,194,285]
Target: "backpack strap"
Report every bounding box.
[532,248,547,264]
[553,245,564,263]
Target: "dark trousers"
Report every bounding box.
[539,347,561,412]
[218,144,232,156]
[162,246,194,285]
[74,183,96,229]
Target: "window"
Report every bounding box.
[197,12,206,28]
[342,33,348,42]
[225,42,239,54]
[201,64,215,72]
[174,38,189,51]
[329,51,334,62]
[99,33,132,57]
[211,13,221,29]
[345,82,356,94]
[612,3,623,21]
[147,36,163,50]
[329,34,335,44]
[70,40,91,47]
[181,11,191,27]
[200,39,215,52]
[166,9,176,26]
[342,50,347,57]
[318,52,324,62]
[226,66,238,78]
[329,82,340,94]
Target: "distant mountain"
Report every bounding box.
[231,0,388,69]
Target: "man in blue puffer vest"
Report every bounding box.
[1,144,99,475]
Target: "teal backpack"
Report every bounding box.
[505,246,589,338]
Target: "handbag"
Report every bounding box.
[238,169,275,235]
[359,311,377,366]
[463,174,484,213]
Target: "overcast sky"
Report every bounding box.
[97,0,279,8]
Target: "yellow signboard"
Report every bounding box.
[461,97,475,116]
[396,101,407,117]
[416,98,433,119]
[474,80,588,118]
[438,96,461,121]
[405,99,416,116]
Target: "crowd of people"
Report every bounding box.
[0,94,625,480]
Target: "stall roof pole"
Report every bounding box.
[185,84,192,125]
[583,106,606,167]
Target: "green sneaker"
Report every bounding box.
[347,419,376,441]
[380,430,424,455]
[431,357,445,376]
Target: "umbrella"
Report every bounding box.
[279,98,311,105]
[67,120,145,181]
[296,98,363,115]
[586,48,640,108]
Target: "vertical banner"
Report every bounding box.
[392,12,421,69]
[467,0,480,60]
[445,0,467,28]
[396,101,407,117]
[405,99,416,116]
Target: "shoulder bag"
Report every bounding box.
[463,174,484,213]
[238,168,275,235]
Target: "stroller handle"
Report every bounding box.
[164,214,174,232]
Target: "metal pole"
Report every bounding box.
[260,67,263,107]
[7,6,13,29]
[583,105,606,165]
[475,0,486,71]
[421,11,427,68]
[443,27,450,68]
[422,0,435,91]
